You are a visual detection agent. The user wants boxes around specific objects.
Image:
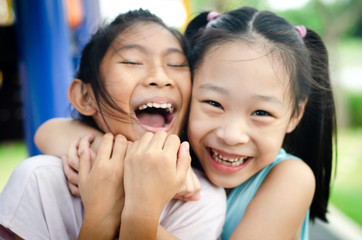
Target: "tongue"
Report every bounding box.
[137,112,165,128]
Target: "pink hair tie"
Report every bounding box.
[207,11,220,22]
[295,25,307,38]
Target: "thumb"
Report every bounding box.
[176,141,191,180]
[79,146,91,185]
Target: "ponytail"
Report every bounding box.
[184,12,210,40]
[283,29,337,221]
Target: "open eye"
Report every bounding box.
[203,100,224,110]
[252,110,272,117]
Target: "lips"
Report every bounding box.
[134,100,177,132]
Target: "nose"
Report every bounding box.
[216,117,249,146]
[144,66,174,88]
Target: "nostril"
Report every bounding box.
[148,82,173,87]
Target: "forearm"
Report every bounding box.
[156,225,179,240]
[119,209,159,240]
[78,213,120,240]
[34,118,103,156]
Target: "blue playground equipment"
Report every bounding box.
[14,0,100,155]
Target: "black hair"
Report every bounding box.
[185,7,337,222]
[74,9,189,131]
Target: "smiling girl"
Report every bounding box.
[184,7,336,239]
[0,9,226,240]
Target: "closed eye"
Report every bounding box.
[120,61,142,65]
[203,100,224,110]
[167,63,188,68]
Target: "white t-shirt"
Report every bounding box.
[0,155,226,240]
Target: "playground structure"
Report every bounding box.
[1,0,191,156]
[1,0,99,155]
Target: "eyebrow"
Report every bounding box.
[198,83,228,94]
[251,94,283,106]
[116,44,184,56]
[198,83,283,105]
[116,44,146,53]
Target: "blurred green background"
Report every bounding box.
[1,0,362,228]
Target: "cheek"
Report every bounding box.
[179,75,192,101]
[187,107,211,143]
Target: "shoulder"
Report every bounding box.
[256,158,315,219]
[267,158,315,193]
[13,154,62,172]
[0,155,82,240]
[4,155,63,186]
[0,155,65,202]
[229,159,314,239]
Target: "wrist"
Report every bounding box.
[120,208,160,239]
[80,213,119,240]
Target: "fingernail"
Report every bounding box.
[184,141,190,150]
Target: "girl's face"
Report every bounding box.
[95,22,191,141]
[187,42,302,188]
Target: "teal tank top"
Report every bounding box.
[221,148,310,240]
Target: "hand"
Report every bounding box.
[174,167,201,201]
[119,131,191,239]
[122,131,191,216]
[78,133,127,239]
[61,134,96,196]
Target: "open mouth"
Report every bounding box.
[135,102,176,130]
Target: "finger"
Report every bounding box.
[187,192,201,201]
[78,147,91,185]
[68,182,80,197]
[136,132,154,151]
[163,134,181,158]
[148,131,168,150]
[95,133,114,163]
[191,170,202,193]
[78,133,95,155]
[68,138,80,171]
[179,178,201,201]
[174,168,201,201]
[176,141,191,180]
[66,169,79,188]
[61,155,79,185]
[111,134,128,163]
[174,192,201,201]
[180,192,201,201]
[89,148,97,168]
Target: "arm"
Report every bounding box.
[34,118,103,156]
[35,118,202,200]
[230,159,315,240]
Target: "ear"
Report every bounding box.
[286,98,308,133]
[68,79,98,116]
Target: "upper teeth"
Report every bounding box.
[212,149,247,166]
[138,103,174,113]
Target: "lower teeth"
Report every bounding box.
[212,152,244,166]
